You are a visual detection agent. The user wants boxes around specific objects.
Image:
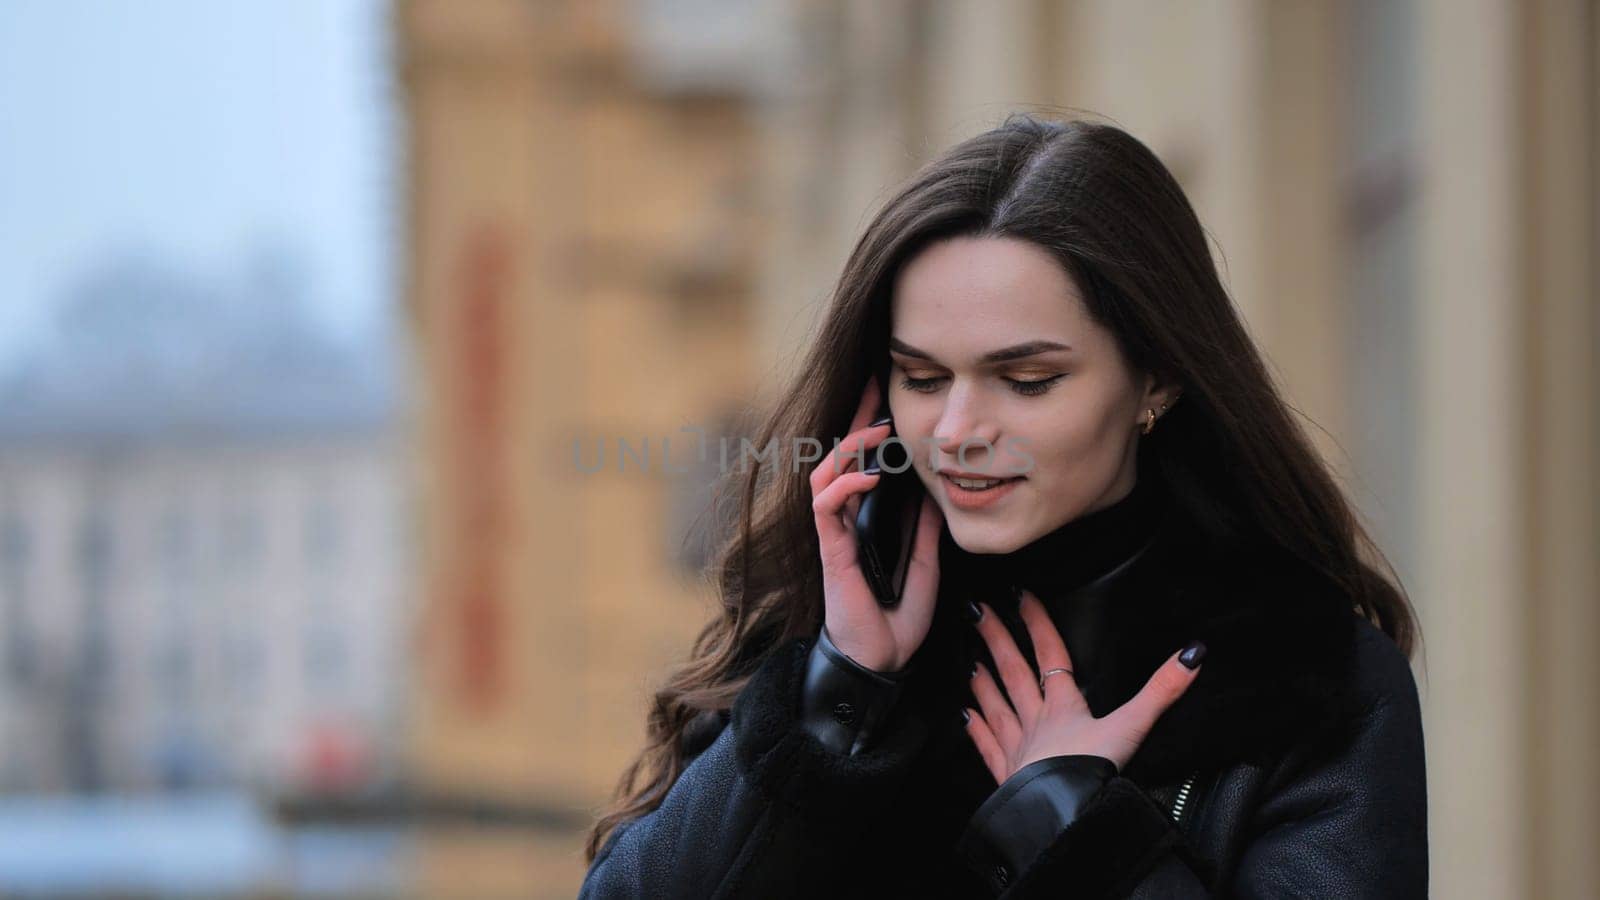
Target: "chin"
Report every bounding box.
[943,516,1030,555]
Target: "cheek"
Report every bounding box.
[889,398,941,469]
[1022,397,1130,479]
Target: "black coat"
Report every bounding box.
[579,507,1429,898]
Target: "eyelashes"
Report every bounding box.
[897,374,1065,397]
[1007,376,1062,396]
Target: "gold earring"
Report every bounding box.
[1143,399,1173,435]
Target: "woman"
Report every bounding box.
[579,114,1427,898]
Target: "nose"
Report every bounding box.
[932,384,1002,471]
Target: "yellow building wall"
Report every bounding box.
[399,1,760,895]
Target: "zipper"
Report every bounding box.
[1168,769,1200,825]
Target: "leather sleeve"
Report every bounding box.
[955,754,1118,893]
[578,632,928,899]
[800,624,909,755]
[981,619,1428,899]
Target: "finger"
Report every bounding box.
[812,470,882,519]
[962,708,1008,785]
[969,661,1022,749]
[972,601,1042,723]
[1102,644,1203,744]
[811,470,881,566]
[898,494,944,602]
[808,422,892,498]
[1017,590,1083,708]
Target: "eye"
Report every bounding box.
[898,373,1065,396]
[899,374,946,393]
[1006,375,1065,396]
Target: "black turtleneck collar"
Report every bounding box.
[958,474,1169,605]
[928,474,1173,695]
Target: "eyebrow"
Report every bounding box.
[888,337,1073,365]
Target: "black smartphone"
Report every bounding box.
[853,394,926,608]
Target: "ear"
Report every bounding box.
[1137,372,1184,422]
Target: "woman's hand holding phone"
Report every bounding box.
[808,375,945,674]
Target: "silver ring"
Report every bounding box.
[1039,667,1074,688]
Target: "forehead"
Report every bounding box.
[889,236,1091,343]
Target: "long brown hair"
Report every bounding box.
[583,113,1422,861]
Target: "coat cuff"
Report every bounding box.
[956,754,1117,894]
[994,775,1202,899]
[729,634,928,836]
[799,624,908,755]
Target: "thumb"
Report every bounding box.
[1105,640,1206,742]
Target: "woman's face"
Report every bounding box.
[887,235,1176,554]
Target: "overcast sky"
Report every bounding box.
[0,0,398,366]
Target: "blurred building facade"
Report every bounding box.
[400,1,1598,897]
[398,1,764,894]
[0,256,413,799]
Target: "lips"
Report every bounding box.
[939,471,1024,510]
[938,468,1023,481]
[944,474,1017,489]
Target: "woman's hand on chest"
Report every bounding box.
[961,588,1208,782]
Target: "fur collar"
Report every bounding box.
[1078,525,1361,783]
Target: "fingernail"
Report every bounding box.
[1179,640,1207,669]
[869,414,892,428]
[1010,584,1025,604]
[959,708,971,725]
[862,457,882,476]
[964,600,983,623]
[969,661,978,680]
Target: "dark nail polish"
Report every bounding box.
[1179,640,1207,669]
[869,414,892,428]
[862,457,882,476]
[960,708,971,725]
[969,661,978,679]
[964,600,983,623]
